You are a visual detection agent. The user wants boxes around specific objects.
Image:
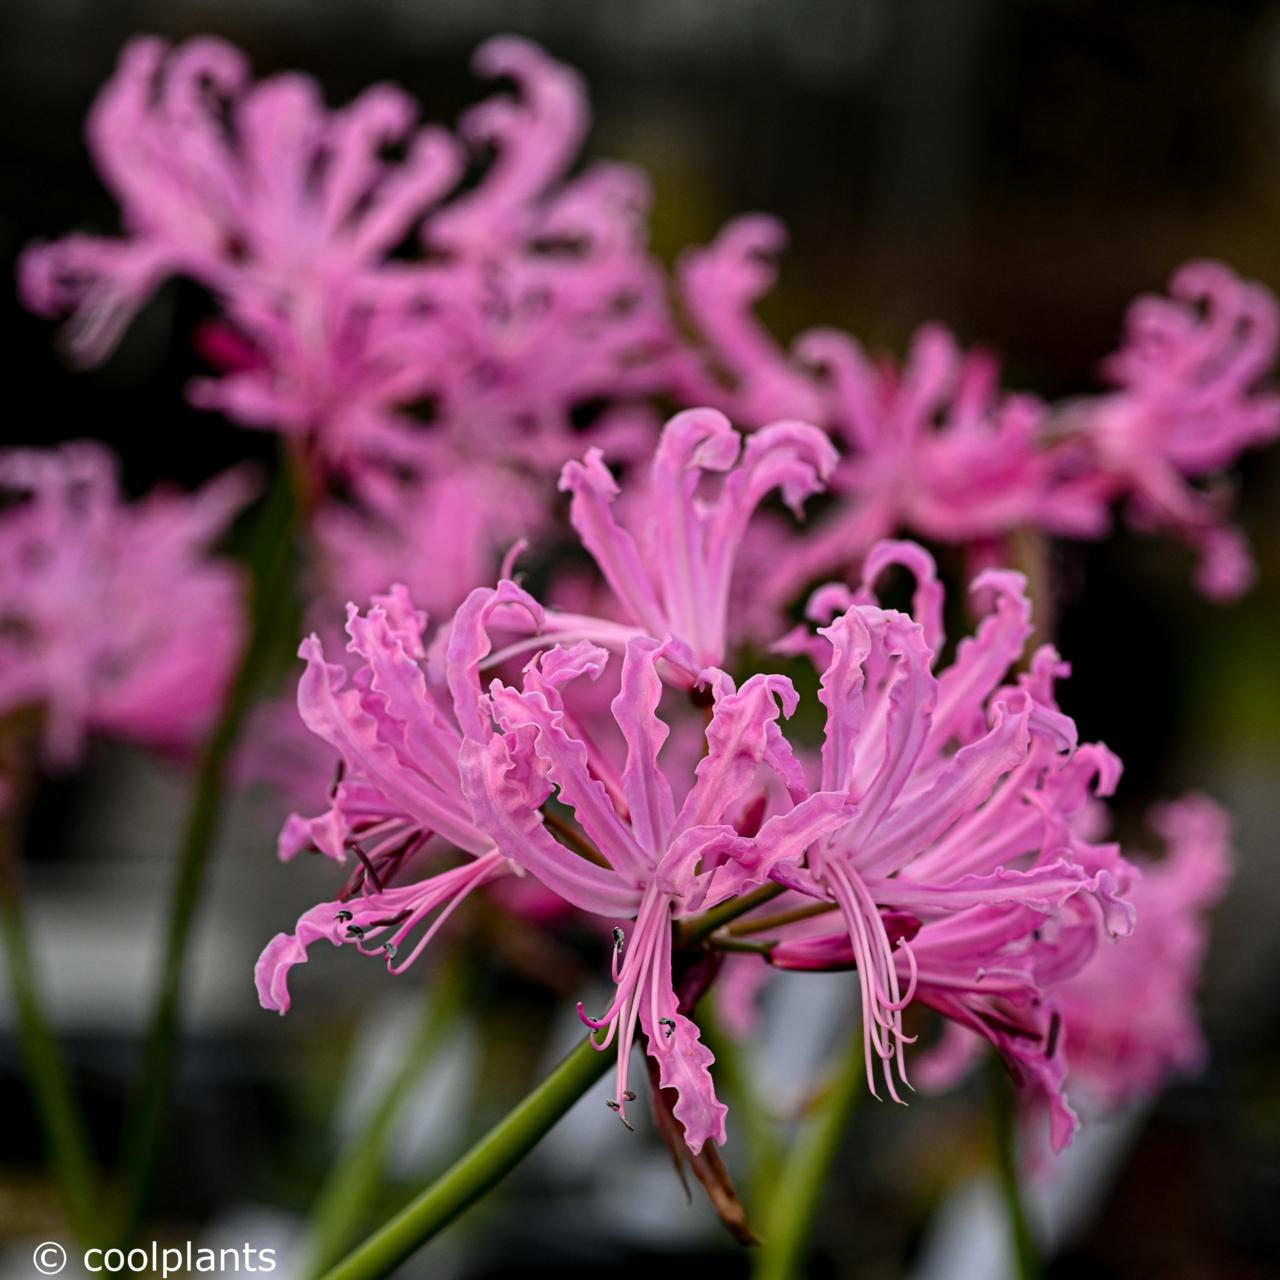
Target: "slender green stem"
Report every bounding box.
[678,883,785,946]
[986,1055,1041,1280]
[300,958,470,1280]
[730,900,837,937]
[541,806,609,868]
[707,937,775,956]
[318,1036,611,1280]
[0,801,102,1240]
[752,1033,865,1280]
[116,461,299,1242]
[699,1010,781,1224]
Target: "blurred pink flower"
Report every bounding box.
[1052,261,1280,599]
[0,442,249,764]
[678,218,1060,607]
[20,35,675,484]
[312,463,546,625]
[1054,794,1233,1110]
[19,35,459,470]
[679,221,1280,607]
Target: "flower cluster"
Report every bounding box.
[678,217,1280,604]
[23,39,1280,626]
[1052,794,1233,1110]
[21,34,674,620]
[254,412,1229,1158]
[18,34,1249,1176]
[0,442,248,764]
[1053,262,1280,599]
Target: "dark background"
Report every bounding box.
[2,2,1279,1276]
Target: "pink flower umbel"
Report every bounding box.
[20,36,674,483]
[1054,261,1280,599]
[543,406,836,678]
[413,39,674,457]
[255,587,513,1014]
[677,218,1059,610]
[679,221,1280,608]
[0,442,249,764]
[766,542,1135,1146]
[19,35,460,470]
[1054,795,1233,1110]
[449,581,851,1151]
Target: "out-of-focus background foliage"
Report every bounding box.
[2,2,1278,1276]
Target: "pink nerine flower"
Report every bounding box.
[312,463,547,625]
[540,406,836,679]
[450,580,852,1152]
[20,36,674,481]
[1054,261,1280,599]
[1053,794,1232,1110]
[677,218,1060,609]
[255,587,514,1014]
[411,37,673,466]
[767,542,1135,1148]
[0,442,248,764]
[679,222,1280,605]
[19,35,460,469]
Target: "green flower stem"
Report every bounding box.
[752,1033,865,1280]
[541,806,609,867]
[313,880,803,1280]
[300,957,470,1280]
[319,1036,611,1280]
[678,883,785,946]
[986,1055,1041,1280]
[0,779,102,1240]
[699,1010,782,1224]
[117,460,299,1242]
[707,937,775,956]
[729,900,837,937]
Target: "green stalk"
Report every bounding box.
[986,1055,1041,1280]
[752,1033,864,1280]
[117,460,299,1242]
[300,958,469,1279]
[0,807,102,1240]
[679,883,785,946]
[319,1036,610,1280]
[315,879,801,1280]
[699,1010,781,1222]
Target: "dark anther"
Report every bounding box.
[1044,1011,1062,1060]
[623,1090,636,1102]
[612,927,625,950]
[605,1099,635,1131]
[335,910,353,923]
[383,942,398,959]
[346,924,366,939]
[659,1017,676,1039]
[367,910,412,930]
[347,840,385,893]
